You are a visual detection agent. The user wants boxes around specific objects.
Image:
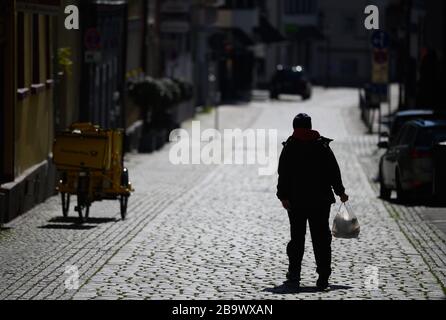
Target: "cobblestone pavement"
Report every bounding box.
[1,88,445,300]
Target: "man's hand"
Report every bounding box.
[281,200,291,210]
[340,193,349,203]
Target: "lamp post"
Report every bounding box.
[320,12,332,88]
[326,35,331,88]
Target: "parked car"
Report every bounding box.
[269,65,312,100]
[378,119,446,201]
[383,110,446,145]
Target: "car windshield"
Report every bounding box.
[391,114,446,137]
[391,116,425,136]
[415,126,446,147]
[276,70,303,81]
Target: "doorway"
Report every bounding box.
[0,44,5,182]
[80,2,127,129]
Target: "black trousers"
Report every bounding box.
[287,203,332,281]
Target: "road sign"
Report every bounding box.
[85,51,102,63]
[84,28,101,50]
[372,47,389,84]
[373,49,389,64]
[371,43,389,103]
[371,30,390,49]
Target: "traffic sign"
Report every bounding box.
[372,48,389,84]
[371,30,390,49]
[373,49,389,64]
[85,51,102,63]
[84,28,101,50]
[369,83,388,95]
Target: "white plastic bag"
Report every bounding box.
[332,203,360,239]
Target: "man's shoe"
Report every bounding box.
[286,271,300,282]
[316,278,329,291]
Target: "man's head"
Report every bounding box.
[293,113,312,130]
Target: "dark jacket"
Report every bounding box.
[276,129,345,205]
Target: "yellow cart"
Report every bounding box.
[53,123,134,223]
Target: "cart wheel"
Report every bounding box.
[76,205,84,224]
[121,168,129,187]
[76,205,90,224]
[75,193,90,224]
[120,195,128,220]
[61,193,70,218]
[85,205,90,220]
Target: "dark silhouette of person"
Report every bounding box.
[417,49,440,109]
[277,113,348,291]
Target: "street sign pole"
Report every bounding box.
[215,102,219,131]
[370,30,390,135]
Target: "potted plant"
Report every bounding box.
[129,77,164,153]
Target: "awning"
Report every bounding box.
[231,28,255,46]
[16,0,61,15]
[285,25,325,41]
[254,15,286,44]
[209,27,255,50]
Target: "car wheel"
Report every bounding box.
[379,163,391,200]
[270,91,279,100]
[396,171,409,203]
[380,178,391,200]
[302,93,311,101]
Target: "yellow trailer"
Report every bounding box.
[53,123,134,223]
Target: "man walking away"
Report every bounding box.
[277,113,349,291]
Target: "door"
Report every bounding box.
[397,126,417,186]
[81,2,127,129]
[383,125,416,187]
[433,141,446,195]
[382,126,408,187]
[0,44,4,182]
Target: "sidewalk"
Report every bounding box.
[348,96,446,294]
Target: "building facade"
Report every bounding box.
[1,0,60,223]
[0,0,202,223]
[270,0,389,87]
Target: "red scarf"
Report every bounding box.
[292,128,321,141]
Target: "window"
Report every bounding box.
[395,126,409,146]
[342,16,356,34]
[256,58,265,75]
[397,125,417,146]
[225,0,234,8]
[45,16,51,81]
[32,14,40,84]
[340,59,358,76]
[227,0,256,9]
[17,12,25,89]
[416,127,446,147]
[284,0,315,14]
[0,45,4,182]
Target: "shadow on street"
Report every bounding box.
[263,282,353,295]
[48,217,117,224]
[38,216,118,230]
[380,196,446,208]
[38,224,96,230]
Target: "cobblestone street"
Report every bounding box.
[1,88,445,300]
